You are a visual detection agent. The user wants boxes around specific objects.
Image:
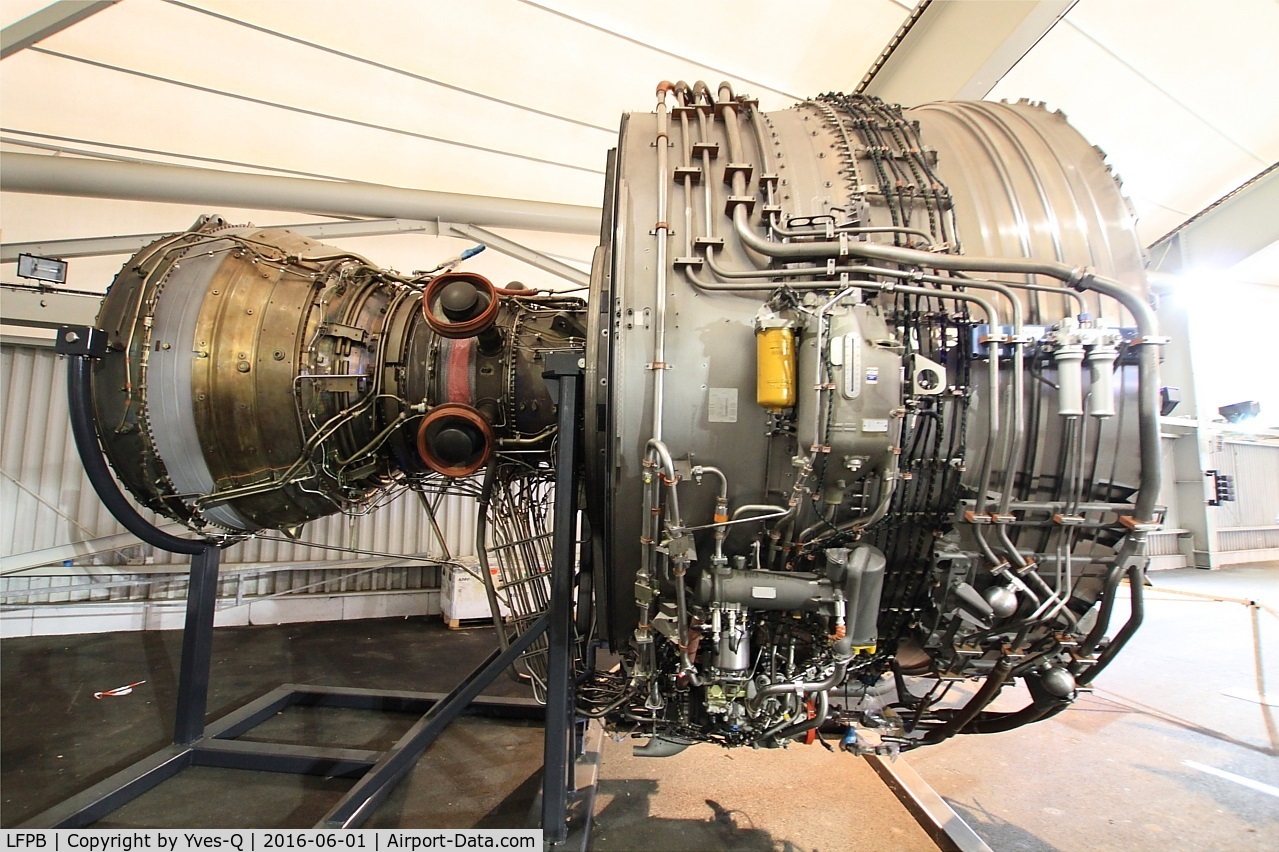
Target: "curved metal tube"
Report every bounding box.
[767,216,938,246]
[1077,563,1145,686]
[67,353,209,555]
[921,656,1013,744]
[751,659,850,709]
[759,688,830,744]
[942,277,1026,520]
[651,85,673,443]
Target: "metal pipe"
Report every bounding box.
[1076,564,1123,656]
[1,152,601,235]
[761,688,830,743]
[1072,278,1162,523]
[746,103,777,222]
[768,216,937,245]
[694,88,716,243]
[921,656,1013,744]
[752,660,850,709]
[692,465,730,560]
[732,206,1079,279]
[963,698,1065,735]
[941,277,1026,518]
[729,204,1162,527]
[1077,564,1145,686]
[693,465,729,501]
[703,248,883,283]
[652,84,674,443]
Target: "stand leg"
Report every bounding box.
[61,330,223,748]
[175,546,221,744]
[541,356,581,845]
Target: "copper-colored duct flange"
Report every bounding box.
[421,271,499,339]
[415,403,494,477]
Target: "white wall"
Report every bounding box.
[1,343,482,634]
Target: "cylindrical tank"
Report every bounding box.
[754,319,797,412]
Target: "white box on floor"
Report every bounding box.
[441,559,505,625]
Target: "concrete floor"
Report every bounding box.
[590,735,934,851]
[3,561,1277,849]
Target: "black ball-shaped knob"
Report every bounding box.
[439,281,481,320]
[432,426,477,464]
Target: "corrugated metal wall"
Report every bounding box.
[1147,532,1184,558]
[3,561,442,605]
[1208,440,1279,528]
[1207,438,1279,558]
[2,344,476,603]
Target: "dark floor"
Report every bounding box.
[0,618,540,829]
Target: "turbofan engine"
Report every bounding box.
[83,84,1164,756]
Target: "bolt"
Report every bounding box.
[237,362,251,373]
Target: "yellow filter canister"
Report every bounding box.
[755,323,797,411]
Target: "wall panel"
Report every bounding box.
[1,344,477,628]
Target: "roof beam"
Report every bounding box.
[1,285,101,330]
[4,218,592,288]
[0,153,602,235]
[1147,164,1279,276]
[2,218,451,263]
[449,224,590,287]
[859,0,1075,104]
[1,0,118,59]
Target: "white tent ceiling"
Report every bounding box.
[1,0,1277,297]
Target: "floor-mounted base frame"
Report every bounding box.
[28,330,591,844]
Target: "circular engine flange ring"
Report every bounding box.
[422,272,499,339]
[415,403,495,477]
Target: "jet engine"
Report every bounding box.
[83,84,1163,755]
[92,220,585,532]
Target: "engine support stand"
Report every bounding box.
[24,326,592,845]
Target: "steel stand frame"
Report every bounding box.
[26,328,592,843]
